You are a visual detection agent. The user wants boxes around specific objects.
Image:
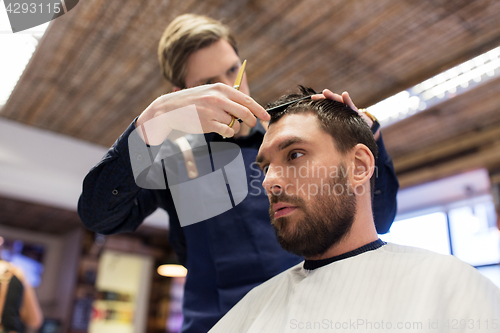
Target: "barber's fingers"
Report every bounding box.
[341,91,359,111]
[210,118,241,138]
[339,92,374,128]
[216,111,241,138]
[311,89,344,103]
[310,89,339,102]
[323,89,344,103]
[216,109,234,128]
[337,92,372,127]
[311,89,360,112]
[213,83,270,122]
[231,120,241,135]
[310,93,325,101]
[196,106,241,138]
[221,98,259,128]
[195,93,258,130]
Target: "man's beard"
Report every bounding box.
[269,173,356,258]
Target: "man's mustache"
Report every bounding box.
[269,193,305,207]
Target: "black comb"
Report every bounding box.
[265,95,313,114]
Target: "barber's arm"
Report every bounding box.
[79,84,266,250]
[78,120,160,235]
[78,118,189,263]
[371,134,398,233]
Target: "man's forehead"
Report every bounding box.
[258,114,321,159]
[262,134,305,151]
[263,113,320,144]
[257,134,306,165]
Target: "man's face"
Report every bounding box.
[256,113,356,257]
[182,39,250,95]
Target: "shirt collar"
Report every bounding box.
[303,239,386,270]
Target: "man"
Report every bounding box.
[78,15,399,332]
[0,260,43,332]
[209,87,500,333]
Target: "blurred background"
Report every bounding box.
[1,0,500,332]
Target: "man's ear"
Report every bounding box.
[351,143,375,186]
[173,86,182,92]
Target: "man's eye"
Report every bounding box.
[228,65,238,74]
[205,79,213,85]
[289,152,304,160]
[262,165,269,174]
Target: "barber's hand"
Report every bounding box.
[312,89,381,140]
[136,83,269,145]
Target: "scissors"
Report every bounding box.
[233,59,246,91]
[223,60,246,138]
[230,59,246,127]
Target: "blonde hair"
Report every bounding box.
[158,14,238,88]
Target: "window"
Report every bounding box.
[379,212,450,255]
[448,201,500,266]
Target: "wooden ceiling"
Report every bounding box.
[2,0,500,193]
[0,195,170,239]
[0,196,82,235]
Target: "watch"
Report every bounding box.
[360,109,380,135]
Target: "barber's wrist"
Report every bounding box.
[359,108,381,140]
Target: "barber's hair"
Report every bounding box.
[267,86,378,193]
[158,14,238,88]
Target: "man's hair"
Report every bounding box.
[158,14,238,88]
[267,86,378,193]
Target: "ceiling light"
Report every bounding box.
[0,4,49,109]
[368,45,500,127]
[157,264,187,278]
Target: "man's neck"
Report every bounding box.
[305,208,379,261]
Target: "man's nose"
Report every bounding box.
[262,165,286,195]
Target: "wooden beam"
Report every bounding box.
[394,124,500,172]
[397,140,500,189]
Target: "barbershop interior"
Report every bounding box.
[1,0,500,332]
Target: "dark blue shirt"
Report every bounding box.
[78,119,398,332]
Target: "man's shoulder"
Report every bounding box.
[379,243,492,284]
[227,261,305,312]
[245,261,305,297]
[382,242,453,259]
[381,242,468,266]
[208,261,305,333]
[370,243,500,310]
